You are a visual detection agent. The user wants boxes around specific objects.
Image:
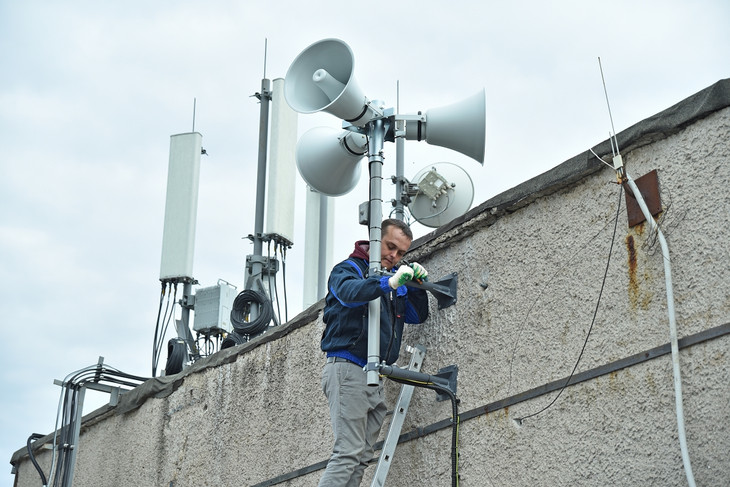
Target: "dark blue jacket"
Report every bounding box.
[321,241,429,365]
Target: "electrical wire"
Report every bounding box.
[623,172,696,487]
[48,363,98,485]
[151,282,167,377]
[409,184,452,227]
[506,187,625,395]
[152,283,173,376]
[153,283,178,376]
[221,330,248,349]
[281,245,289,323]
[596,60,695,482]
[589,147,616,170]
[517,184,623,422]
[165,339,187,375]
[230,289,273,336]
[266,240,277,326]
[386,376,460,487]
[26,433,48,486]
[43,362,148,487]
[272,242,283,326]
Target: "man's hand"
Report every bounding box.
[409,262,428,281]
[388,266,414,289]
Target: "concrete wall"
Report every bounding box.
[12,80,730,486]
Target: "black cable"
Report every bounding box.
[230,289,273,336]
[271,241,282,326]
[153,283,175,376]
[281,246,289,323]
[154,284,178,375]
[387,377,460,486]
[267,240,277,325]
[421,383,460,487]
[507,190,626,394]
[54,384,76,487]
[165,339,187,375]
[60,386,81,486]
[221,330,248,349]
[53,387,68,486]
[47,363,149,487]
[27,433,48,486]
[517,185,623,422]
[151,282,167,377]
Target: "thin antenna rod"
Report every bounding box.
[396,80,400,114]
[263,38,268,79]
[192,98,197,132]
[598,57,620,155]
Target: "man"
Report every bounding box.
[318,219,430,487]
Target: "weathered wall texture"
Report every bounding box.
[12,80,730,487]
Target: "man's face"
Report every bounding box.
[381,226,412,270]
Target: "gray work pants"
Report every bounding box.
[318,361,387,487]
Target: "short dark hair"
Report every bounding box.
[382,218,413,240]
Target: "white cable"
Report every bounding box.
[624,173,696,487]
[589,148,615,170]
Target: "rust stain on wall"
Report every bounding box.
[626,234,639,309]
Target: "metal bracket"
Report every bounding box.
[624,169,662,227]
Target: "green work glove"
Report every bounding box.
[409,262,428,281]
[388,265,414,289]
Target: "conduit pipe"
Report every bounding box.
[624,172,696,487]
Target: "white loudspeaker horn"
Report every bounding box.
[284,38,378,126]
[296,127,368,196]
[405,89,486,164]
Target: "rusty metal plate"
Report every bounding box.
[624,169,662,227]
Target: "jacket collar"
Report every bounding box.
[349,240,370,262]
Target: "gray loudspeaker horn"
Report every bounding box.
[296,127,368,196]
[284,38,379,126]
[405,89,486,164]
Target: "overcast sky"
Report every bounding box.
[1,0,728,482]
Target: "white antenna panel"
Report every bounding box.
[159,132,202,281]
[266,78,298,244]
[408,162,474,228]
[302,188,334,308]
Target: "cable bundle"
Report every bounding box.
[165,339,188,375]
[220,331,247,349]
[230,289,273,336]
[31,361,148,487]
[152,282,178,377]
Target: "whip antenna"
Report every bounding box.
[598,57,620,156]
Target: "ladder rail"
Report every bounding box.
[370,345,426,487]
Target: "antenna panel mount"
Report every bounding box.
[408,162,474,228]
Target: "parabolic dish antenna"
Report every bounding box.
[408,162,474,228]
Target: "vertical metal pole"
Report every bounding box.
[177,281,198,360]
[394,118,405,221]
[246,78,271,320]
[367,117,385,386]
[253,78,271,261]
[394,82,405,221]
[63,385,86,487]
[317,193,329,300]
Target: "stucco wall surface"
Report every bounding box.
[11,84,730,487]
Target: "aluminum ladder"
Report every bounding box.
[370,344,426,487]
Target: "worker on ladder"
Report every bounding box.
[318,218,430,486]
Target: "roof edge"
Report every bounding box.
[407,78,730,259]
